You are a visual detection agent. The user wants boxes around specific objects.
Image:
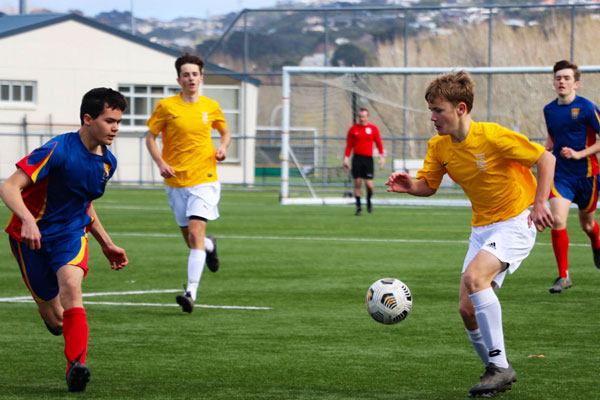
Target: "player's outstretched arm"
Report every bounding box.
[87,204,128,270]
[145,131,176,178]
[529,151,555,232]
[386,172,436,197]
[0,169,41,250]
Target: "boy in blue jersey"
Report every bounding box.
[0,88,129,392]
[543,60,600,294]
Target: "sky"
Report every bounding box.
[0,0,279,19]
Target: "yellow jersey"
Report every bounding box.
[417,122,545,226]
[147,93,227,188]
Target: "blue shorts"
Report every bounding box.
[550,175,599,212]
[9,233,89,303]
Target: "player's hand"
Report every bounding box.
[343,157,350,170]
[20,218,42,250]
[159,162,176,178]
[378,155,385,168]
[528,203,554,232]
[560,147,581,160]
[386,172,413,193]
[216,145,227,162]
[102,244,129,270]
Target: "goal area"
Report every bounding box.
[279,65,600,205]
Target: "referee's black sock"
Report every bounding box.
[367,189,373,208]
[355,196,361,210]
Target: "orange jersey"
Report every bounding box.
[147,93,227,188]
[417,122,545,226]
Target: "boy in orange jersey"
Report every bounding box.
[146,53,231,313]
[386,71,555,398]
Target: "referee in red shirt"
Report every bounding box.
[343,108,385,215]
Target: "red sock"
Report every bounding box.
[551,229,569,278]
[63,307,88,373]
[586,220,600,249]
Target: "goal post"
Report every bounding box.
[280,65,600,205]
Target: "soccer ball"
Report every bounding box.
[365,278,412,325]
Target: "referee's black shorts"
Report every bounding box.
[351,155,374,179]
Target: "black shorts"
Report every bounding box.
[351,155,374,179]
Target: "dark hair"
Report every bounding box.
[79,88,127,125]
[358,108,369,114]
[553,60,580,81]
[425,70,474,112]
[175,53,204,77]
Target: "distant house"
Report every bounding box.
[0,13,260,185]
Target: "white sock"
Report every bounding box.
[469,287,508,368]
[204,237,214,253]
[466,328,489,366]
[186,249,206,301]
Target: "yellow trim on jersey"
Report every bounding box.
[417,122,545,226]
[147,93,227,188]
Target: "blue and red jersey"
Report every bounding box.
[5,131,117,242]
[544,95,600,178]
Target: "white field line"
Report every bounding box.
[0,289,272,310]
[109,232,590,247]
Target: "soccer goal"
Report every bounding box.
[279,65,600,205]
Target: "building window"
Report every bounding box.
[0,81,36,104]
[118,84,241,162]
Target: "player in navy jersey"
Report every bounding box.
[543,60,600,294]
[343,108,385,215]
[0,88,128,392]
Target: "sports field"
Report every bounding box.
[0,188,598,399]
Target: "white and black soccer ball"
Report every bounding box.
[365,278,412,325]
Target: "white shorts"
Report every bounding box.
[462,209,537,288]
[166,181,221,227]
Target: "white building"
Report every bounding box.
[0,13,260,185]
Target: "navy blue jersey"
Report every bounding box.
[544,95,600,178]
[5,131,117,241]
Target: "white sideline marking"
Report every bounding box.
[0,288,272,310]
[109,232,591,247]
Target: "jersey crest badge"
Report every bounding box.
[202,112,209,124]
[365,127,372,134]
[475,153,488,171]
[102,163,112,183]
[571,108,580,119]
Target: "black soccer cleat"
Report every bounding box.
[43,320,63,336]
[367,203,372,213]
[593,247,600,269]
[469,362,517,398]
[206,235,219,272]
[176,291,194,313]
[66,359,91,393]
[355,209,362,216]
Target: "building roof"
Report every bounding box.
[0,13,260,86]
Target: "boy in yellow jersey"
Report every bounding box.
[146,53,231,313]
[386,71,555,398]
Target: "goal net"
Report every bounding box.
[280,65,600,205]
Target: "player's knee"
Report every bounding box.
[458,301,476,322]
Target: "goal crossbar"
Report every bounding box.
[280,65,600,205]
